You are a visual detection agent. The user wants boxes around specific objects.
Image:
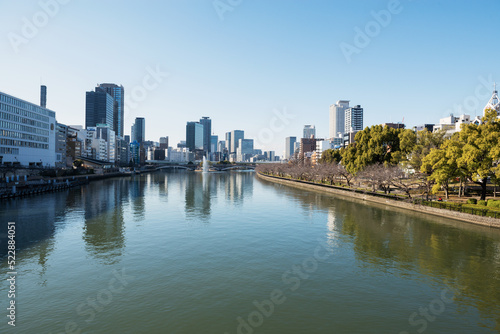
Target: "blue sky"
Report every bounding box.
[1,0,499,154]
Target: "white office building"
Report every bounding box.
[166,147,192,163]
[345,105,363,133]
[0,91,57,167]
[329,100,349,138]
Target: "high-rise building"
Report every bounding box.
[186,122,203,152]
[285,136,296,160]
[159,136,169,149]
[264,151,275,162]
[86,87,114,130]
[300,137,317,160]
[40,85,47,108]
[225,132,231,155]
[0,90,56,167]
[200,117,212,153]
[210,135,218,153]
[131,117,145,144]
[130,141,140,164]
[230,130,244,154]
[329,100,349,138]
[98,84,124,137]
[303,125,316,139]
[87,124,116,163]
[345,105,363,133]
[237,138,254,161]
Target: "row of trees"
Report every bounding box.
[257,161,427,199]
[260,110,500,200]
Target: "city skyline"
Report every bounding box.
[2,0,500,153]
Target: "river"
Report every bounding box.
[1,170,499,333]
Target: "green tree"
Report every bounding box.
[399,129,446,171]
[421,138,462,200]
[319,148,343,164]
[456,109,500,200]
[341,125,405,174]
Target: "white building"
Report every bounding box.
[166,147,191,163]
[484,84,500,117]
[329,100,349,138]
[86,124,116,163]
[0,91,57,167]
[316,139,335,159]
[345,105,363,134]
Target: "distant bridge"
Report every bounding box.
[146,160,257,172]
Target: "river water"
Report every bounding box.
[1,170,499,333]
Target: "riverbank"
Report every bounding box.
[257,172,500,229]
[0,172,132,200]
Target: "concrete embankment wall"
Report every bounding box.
[256,172,500,229]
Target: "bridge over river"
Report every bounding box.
[146,161,258,171]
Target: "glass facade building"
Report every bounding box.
[131,117,145,144]
[200,117,211,154]
[86,87,114,130]
[186,122,203,152]
[98,84,124,137]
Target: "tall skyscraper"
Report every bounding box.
[200,117,212,153]
[345,105,363,133]
[131,117,145,143]
[210,135,218,153]
[303,125,316,139]
[225,132,231,155]
[329,100,349,138]
[230,130,244,154]
[40,85,47,108]
[285,136,297,160]
[85,87,114,129]
[237,139,254,161]
[98,84,124,137]
[186,122,204,152]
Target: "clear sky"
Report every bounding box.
[1,0,500,155]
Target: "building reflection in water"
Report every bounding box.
[81,178,131,265]
[224,171,253,206]
[129,174,147,223]
[184,173,212,222]
[0,191,69,258]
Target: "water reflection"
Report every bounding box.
[80,178,132,265]
[185,173,212,221]
[257,176,500,331]
[0,190,69,258]
[130,174,147,222]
